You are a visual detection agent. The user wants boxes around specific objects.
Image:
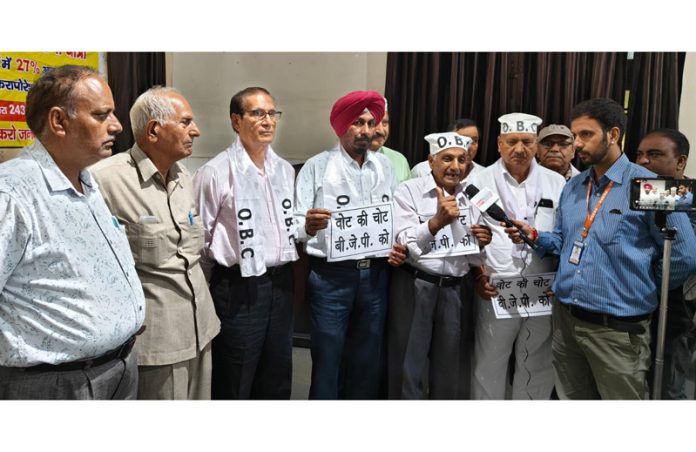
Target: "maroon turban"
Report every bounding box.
[329,91,385,137]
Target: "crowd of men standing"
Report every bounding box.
[1,64,695,400]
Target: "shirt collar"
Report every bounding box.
[498,157,535,187]
[582,152,629,186]
[133,142,186,184]
[29,140,96,195]
[233,137,275,174]
[338,143,374,168]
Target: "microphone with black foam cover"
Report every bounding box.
[464,184,539,250]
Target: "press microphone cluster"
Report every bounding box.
[464,184,539,250]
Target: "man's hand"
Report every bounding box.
[474,274,497,299]
[388,243,408,267]
[470,223,492,249]
[428,187,459,235]
[503,219,533,245]
[305,208,331,236]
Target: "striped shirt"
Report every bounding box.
[536,153,696,316]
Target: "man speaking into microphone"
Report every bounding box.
[387,131,491,399]
[504,99,696,399]
[468,112,566,400]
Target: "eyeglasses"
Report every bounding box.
[243,109,282,121]
[540,140,573,150]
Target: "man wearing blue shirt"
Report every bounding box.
[506,98,696,399]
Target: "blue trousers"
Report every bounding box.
[307,258,389,399]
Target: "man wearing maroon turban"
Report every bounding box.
[295,90,407,399]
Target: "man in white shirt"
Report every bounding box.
[468,113,566,399]
[0,65,145,399]
[387,131,491,399]
[194,87,298,399]
[295,90,406,399]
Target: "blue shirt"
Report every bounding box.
[536,153,696,316]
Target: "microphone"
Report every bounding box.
[464,184,539,250]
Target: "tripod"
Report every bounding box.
[652,211,677,400]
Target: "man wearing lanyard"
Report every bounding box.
[92,87,220,399]
[506,98,696,399]
[194,87,298,399]
[295,90,406,399]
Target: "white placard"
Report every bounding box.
[489,272,556,319]
[327,202,394,262]
[418,206,480,258]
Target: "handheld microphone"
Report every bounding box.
[464,184,539,250]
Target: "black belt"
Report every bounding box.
[560,302,649,334]
[401,264,462,288]
[26,334,138,373]
[309,256,387,270]
[213,262,289,280]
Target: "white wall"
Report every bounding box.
[679,52,696,178]
[170,52,387,173]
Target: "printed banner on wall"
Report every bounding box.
[0,52,99,147]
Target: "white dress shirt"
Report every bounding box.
[193,140,299,275]
[295,144,396,258]
[0,141,145,366]
[393,175,486,277]
[467,162,566,278]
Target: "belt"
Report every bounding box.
[214,262,289,280]
[401,264,462,288]
[26,335,138,373]
[560,302,649,334]
[309,256,387,270]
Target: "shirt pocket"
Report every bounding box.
[125,222,172,267]
[179,214,205,261]
[535,206,556,232]
[592,211,624,245]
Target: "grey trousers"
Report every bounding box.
[137,342,213,400]
[387,267,465,399]
[472,294,553,400]
[0,346,138,400]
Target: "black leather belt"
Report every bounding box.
[214,262,289,280]
[26,335,138,372]
[560,302,649,334]
[309,256,387,270]
[401,264,462,288]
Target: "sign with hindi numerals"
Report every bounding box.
[0,52,99,147]
[489,272,556,319]
[327,202,393,262]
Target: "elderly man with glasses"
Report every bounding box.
[536,124,580,181]
[194,87,299,399]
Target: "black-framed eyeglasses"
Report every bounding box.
[243,109,282,121]
[540,140,573,150]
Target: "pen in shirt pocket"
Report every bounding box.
[188,211,194,225]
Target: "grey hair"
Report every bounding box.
[129,86,180,140]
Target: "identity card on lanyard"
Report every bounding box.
[569,180,614,265]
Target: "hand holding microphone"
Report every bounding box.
[464,184,539,250]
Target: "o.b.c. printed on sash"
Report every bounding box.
[489,272,556,319]
[327,202,394,262]
[418,206,480,258]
